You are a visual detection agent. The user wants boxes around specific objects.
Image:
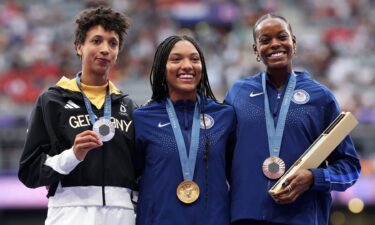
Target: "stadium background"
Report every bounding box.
[0,0,374,224]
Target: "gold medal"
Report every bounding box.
[262,156,285,180]
[176,180,200,204]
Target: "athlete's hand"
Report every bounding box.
[73,130,103,161]
[272,169,313,204]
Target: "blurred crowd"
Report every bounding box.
[1,2,375,217]
[0,0,374,124]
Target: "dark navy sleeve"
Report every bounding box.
[310,89,361,192]
[224,81,242,184]
[225,121,236,184]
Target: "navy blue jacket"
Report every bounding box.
[134,98,236,225]
[224,71,361,225]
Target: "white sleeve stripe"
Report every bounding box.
[44,148,81,175]
[68,100,80,108]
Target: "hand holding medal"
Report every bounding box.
[93,117,115,142]
[76,73,115,143]
[73,130,103,161]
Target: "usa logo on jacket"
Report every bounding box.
[292,89,310,104]
[200,114,214,129]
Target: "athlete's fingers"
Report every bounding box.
[73,131,103,160]
[75,131,102,146]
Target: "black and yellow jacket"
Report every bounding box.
[18,76,136,208]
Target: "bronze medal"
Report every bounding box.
[176,180,200,204]
[262,156,285,180]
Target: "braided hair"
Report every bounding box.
[149,35,215,205]
[252,13,293,44]
[149,35,215,102]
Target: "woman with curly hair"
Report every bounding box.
[18,6,137,225]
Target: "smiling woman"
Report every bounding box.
[252,15,296,88]
[165,40,202,101]
[133,35,236,225]
[224,13,361,225]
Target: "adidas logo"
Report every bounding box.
[64,100,80,109]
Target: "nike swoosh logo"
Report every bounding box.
[249,91,264,97]
[158,122,171,128]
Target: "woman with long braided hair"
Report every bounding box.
[133,35,236,225]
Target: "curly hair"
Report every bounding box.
[74,6,130,50]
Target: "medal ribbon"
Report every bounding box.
[166,97,201,181]
[262,72,296,157]
[76,72,111,125]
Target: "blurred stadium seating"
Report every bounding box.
[0,0,374,224]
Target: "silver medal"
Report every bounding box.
[93,117,115,142]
